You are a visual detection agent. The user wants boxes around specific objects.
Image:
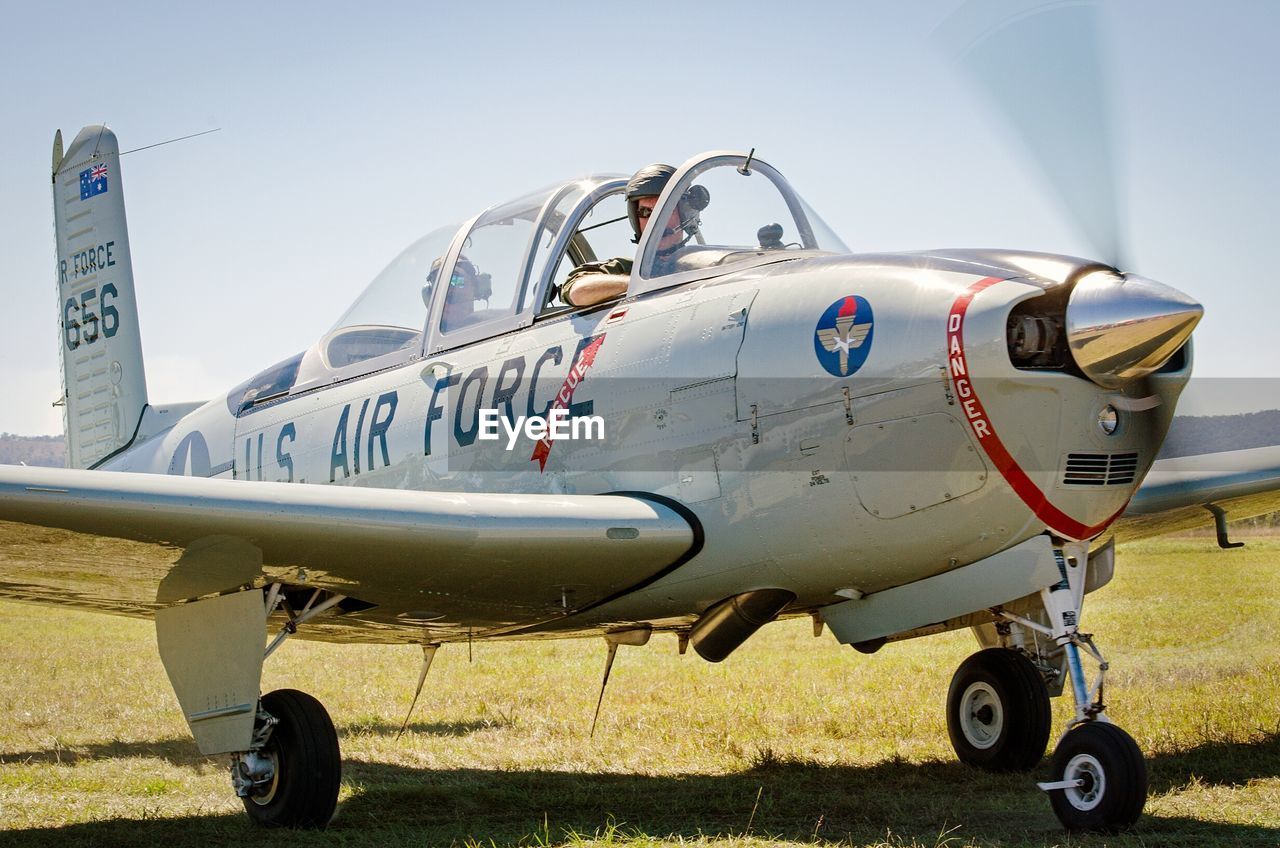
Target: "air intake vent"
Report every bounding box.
[1062,452,1139,486]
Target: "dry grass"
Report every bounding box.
[0,538,1277,847]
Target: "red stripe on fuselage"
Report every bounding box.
[947,276,1125,541]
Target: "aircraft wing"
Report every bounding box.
[1110,445,1280,542]
[0,465,697,643]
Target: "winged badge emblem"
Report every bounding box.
[816,297,873,376]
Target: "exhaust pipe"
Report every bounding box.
[688,588,795,662]
[1065,271,1203,389]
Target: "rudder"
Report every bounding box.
[51,125,149,468]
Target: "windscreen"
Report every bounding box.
[439,185,564,334]
[330,224,459,333]
[638,157,847,279]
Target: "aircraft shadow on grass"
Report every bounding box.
[337,717,514,738]
[3,732,1277,846]
[0,720,505,768]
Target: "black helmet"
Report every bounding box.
[626,163,676,240]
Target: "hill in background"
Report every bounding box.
[0,433,65,467]
[1158,409,1280,459]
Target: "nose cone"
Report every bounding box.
[1066,271,1203,389]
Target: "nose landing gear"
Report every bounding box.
[947,541,1148,832]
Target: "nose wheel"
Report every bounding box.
[232,689,341,828]
[954,541,1149,832]
[1041,721,1146,831]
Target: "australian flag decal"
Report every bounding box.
[79,163,108,200]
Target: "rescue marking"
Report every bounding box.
[531,333,606,471]
[947,276,1126,540]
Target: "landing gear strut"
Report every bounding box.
[948,541,1147,831]
[232,586,345,828]
[157,585,347,829]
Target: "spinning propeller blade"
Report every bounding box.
[934,0,1130,269]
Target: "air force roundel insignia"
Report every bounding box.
[814,295,874,377]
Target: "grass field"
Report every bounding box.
[1,537,1277,847]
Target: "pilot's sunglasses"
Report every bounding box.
[635,206,654,219]
[449,273,468,287]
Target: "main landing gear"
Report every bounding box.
[226,585,347,828]
[945,542,1147,832]
[233,689,341,828]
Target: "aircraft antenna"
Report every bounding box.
[589,641,620,738]
[588,629,650,737]
[90,123,109,159]
[396,642,440,739]
[120,127,221,157]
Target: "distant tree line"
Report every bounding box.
[1159,410,1280,459]
[0,434,65,467]
[1230,512,1280,529]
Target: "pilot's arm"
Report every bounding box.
[561,257,632,307]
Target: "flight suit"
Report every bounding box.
[559,257,633,307]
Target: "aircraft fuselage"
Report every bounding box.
[102,250,1189,640]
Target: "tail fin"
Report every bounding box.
[51,126,149,468]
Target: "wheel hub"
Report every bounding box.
[958,681,1004,749]
[231,749,279,804]
[1063,752,1105,811]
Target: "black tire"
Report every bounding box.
[241,689,341,828]
[946,647,1051,772]
[1048,721,1147,832]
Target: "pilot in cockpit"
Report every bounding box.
[427,255,492,332]
[560,164,704,308]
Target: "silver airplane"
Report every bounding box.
[1,122,1278,835]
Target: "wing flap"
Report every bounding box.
[0,466,696,640]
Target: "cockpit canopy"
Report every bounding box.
[228,152,845,414]
[633,152,847,291]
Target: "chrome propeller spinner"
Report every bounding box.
[1066,271,1203,389]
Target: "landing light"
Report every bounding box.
[398,610,446,622]
[1097,405,1119,435]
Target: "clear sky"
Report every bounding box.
[2,0,1277,435]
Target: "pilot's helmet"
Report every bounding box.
[453,257,479,287]
[625,163,677,240]
[427,255,490,296]
[422,256,446,308]
[426,256,444,286]
[428,255,473,286]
